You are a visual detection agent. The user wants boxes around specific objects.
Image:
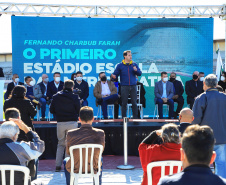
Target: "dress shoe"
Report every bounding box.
[55,166,61,172]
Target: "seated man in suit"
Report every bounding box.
[169,72,184,118]
[154,72,174,119]
[24,76,42,107]
[37,74,49,121]
[47,72,64,100]
[73,71,89,107]
[185,71,203,109]
[158,125,226,185]
[5,73,24,99]
[178,108,193,135]
[94,72,118,119]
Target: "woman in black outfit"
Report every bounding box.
[3,85,37,141]
[218,71,226,92]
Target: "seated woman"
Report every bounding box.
[139,123,181,185]
[3,85,37,141]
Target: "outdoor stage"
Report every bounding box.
[32,119,179,159]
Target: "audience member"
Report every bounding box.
[50,80,80,172]
[139,123,181,185]
[37,74,50,121]
[0,118,44,185]
[192,74,226,178]
[47,72,64,100]
[178,108,193,135]
[169,72,184,118]
[70,73,76,81]
[199,72,205,81]
[112,50,142,118]
[24,76,42,107]
[217,85,224,92]
[94,72,118,119]
[5,73,24,99]
[158,125,226,185]
[73,71,89,107]
[0,67,4,77]
[218,71,226,91]
[185,71,203,109]
[4,85,37,141]
[154,72,174,119]
[64,106,105,185]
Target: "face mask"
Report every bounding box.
[44,78,49,83]
[193,75,198,80]
[74,77,76,81]
[29,81,35,86]
[101,76,107,81]
[163,77,168,82]
[200,77,204,81]
[15,78,19,83]
[76,77,83,81]
[221,76,225,81]
[169,77,175,82]
[55,77,60,82]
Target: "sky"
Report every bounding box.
[0,0,225,53]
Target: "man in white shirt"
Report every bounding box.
[93,72,118,119]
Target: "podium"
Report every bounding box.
[0,78,5,121]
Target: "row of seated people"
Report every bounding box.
[4,70,226,120]
[1,107,226,185]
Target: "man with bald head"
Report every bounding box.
[178,108,194,135]
[37,74,49,121]
[185,71,203,109]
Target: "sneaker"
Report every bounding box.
[55,166,61,172]
[40,117,46,121]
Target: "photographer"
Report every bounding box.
[138,123,181,185]
[73,71,89,107]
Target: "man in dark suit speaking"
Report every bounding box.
[185,71,203,109]
[154,72,174,119]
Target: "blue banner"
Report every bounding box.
[12,17,213,117]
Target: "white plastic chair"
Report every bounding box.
[147,160,182,185]
[0,165,30,185]
[127,85,143,119]
[69,144,103,185]
[96,104,114,119]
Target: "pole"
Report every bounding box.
[117,117,135,170]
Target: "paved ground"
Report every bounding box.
[37,156,143,185]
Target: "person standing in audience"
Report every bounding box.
[24,76,42,107]
[4,85,37,141]
[37,74,49,121]
[192,74,226,178]
[199,72,205,81]
[154,72,174,119]
[70,73,76,81]
[169,72,184,118]
[64,106,105,185]
[218,71,226,91]
[73,71,89,107]
[47,72,64,100]
[50,80,80,172]
[94,72,118,119]
[139,123,181,185]
[158,125,226,185]
[177,108,193,135]
[0,67,4,77]
[185,71,203,109]
[0,116,45,185]
[5,73,24,99]
[112,50,142,119]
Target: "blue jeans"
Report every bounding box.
[82,100,88,107]
[100,94,118,119]
[214,144,226,178]
[63,157,103,185]
[39,98,47,118]
[156,98,174,119]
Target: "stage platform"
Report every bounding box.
[32,119,179,159]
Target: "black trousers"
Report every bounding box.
[174,96,184,115]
